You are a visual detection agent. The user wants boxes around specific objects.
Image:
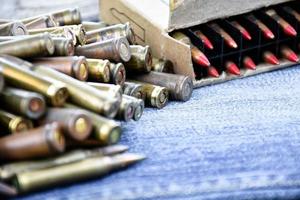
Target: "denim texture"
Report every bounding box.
[13,66,300,200]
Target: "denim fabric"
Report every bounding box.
[13,66,300,200]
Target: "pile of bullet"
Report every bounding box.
[172,2,300,80]
[0,7,194,197]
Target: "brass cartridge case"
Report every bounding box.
[13,153,145,193]
[87,82,122,100]
[28,26,77,45]
[131,71,193,102]
[0,123,65,161]
[123,82,144,100]
[51,8,82,25]
[65,103,122,145]
[0,87,46,120]
[0,110,33,134]
[24,16,58,30]
[122,95,144,121]
[124,45,152,73]
[0,21,28,36]
[86,59,110,83]
[128,81,169,109]
[0,33,54,58]
[151,58,174,73]
[52,37,75,56]
[109,63,126,86]
[116,97,135,122]
[30,65,120,118]
[86,22,135,44]
[0,55,68,106]
[75,37,131,62]
[32,56,88,81]
[0,145,128,180]
[82,21,107,31]
[40,108,92,141]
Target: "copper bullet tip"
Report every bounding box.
[263,52,280,65]
[207,66,220,78]
[225,61,240,75]
[243,57,256,70]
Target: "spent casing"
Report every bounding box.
[86,59,111,83]
[109,63,126,86]
[124,45,152,73]
[0,110,33,134]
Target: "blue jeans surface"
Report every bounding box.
[13,66,300,200]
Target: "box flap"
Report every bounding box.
[168,0,293,31]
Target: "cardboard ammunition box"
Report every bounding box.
[100,0,296,88]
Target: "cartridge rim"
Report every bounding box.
[151,87,168,109]
[124,22,135,44]
[133,100,144,121]
[47,84,68,106]
[144,46,152,73]
[177,76,193,102]
[119,101,134,122]
[116,38,131,62]
[43,34,55,56]
[98,125,121,145]
[65,39,75,56]
[45,123,65,154]
[69,114,92,141]
[12,22,28,36]
[26,97,46,119]
[112,63,126,85]
[72,57,88,81]
[9,117,32,133]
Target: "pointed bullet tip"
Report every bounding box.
[208,66,220,78]
[241,30,252,41]
[226,62,241,75]
[264,52,280,65]
[264,30,275,40]
[243,57,256,70]
[284,25,297,37]
[227,40,238,49]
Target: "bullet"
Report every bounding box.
[123,82,145,100]
[75,37,131,62]
[124,45,152,73]
[209,23,238,49]
[86,22,135,44]
[243,56,256,70]
[151,58,174,73]
[194,30,214,49]
[13,153,145,193]
[207,66,220,78]
[225,61,241,75]
[171,32,210,67]
[51,8,82,25]
[86,59,111,83]
[0,182,17,197]
[0,87,46,120]
[32,56,88,81]
[0,55,68,106]
[230,21,252,40]
[0,33,54,58]
[122,95,145,121]
[191,46,211,67]
[52,37,75,56]
[116,96,135,122]
[131,71,193,102]
[0,21,28,36]
[266,9,297,37]
[280,46,299,62]
[263,51,280,65]
[0,110,33,134]
[40,108,92,141]
[246,14,275,40]
[0,145,128,180]
[129,81,168,109]
[87,82,123,100]
[0,123,65,161]
[82,21,107,31]
[283,7,300,23]
[24,16,58,30]
[30,65,120,118]
[109,63,126,86]
[28,26,84,45]
[65,103,122,145]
